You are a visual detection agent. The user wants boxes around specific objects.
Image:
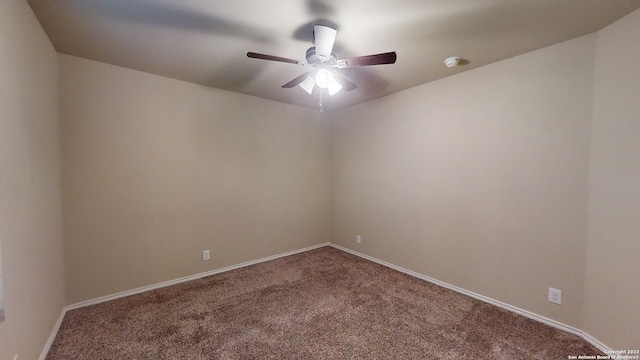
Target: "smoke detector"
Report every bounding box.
[444,56,461,68]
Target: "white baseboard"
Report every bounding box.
[329,243,612,353]
[40,241,610,357]
[40,242,330,358]
[38,306,67,360]
[65,242,330,311]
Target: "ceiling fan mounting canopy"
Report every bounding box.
[247,24,397,94]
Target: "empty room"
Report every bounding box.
[1,1,639,359]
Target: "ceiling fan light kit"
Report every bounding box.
[297,70,343,96]
[247,24,397,109]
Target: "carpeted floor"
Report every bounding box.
[47,246,602,359]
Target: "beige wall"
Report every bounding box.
[584,9,640,349]
[60,54,331,304]
[330,34,596,328]
[0,1,66,359]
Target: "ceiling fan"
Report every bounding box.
[247,25,397,100]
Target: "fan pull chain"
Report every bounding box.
[319,90,324,112]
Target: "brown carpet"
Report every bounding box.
[47,246,601,359]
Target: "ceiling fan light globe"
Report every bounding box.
[299,75,316,94]
[328,81,342,96]
[315,68,333,88]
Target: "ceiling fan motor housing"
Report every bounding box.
[306,47,337,65]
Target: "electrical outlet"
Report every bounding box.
[202,250,210,261]
[356,235,361,244]
[548,287,562,305]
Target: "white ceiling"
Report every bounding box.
[28,0,640,112]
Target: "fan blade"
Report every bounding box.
[333,72,358,91]
[336,51,397,68]
[282,72,312,88]
[247,52,301,65]
[314,25,337,58]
